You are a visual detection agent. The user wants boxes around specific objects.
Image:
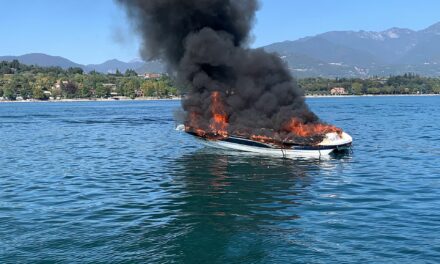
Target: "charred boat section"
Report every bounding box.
[182,89,352,159]
[184,128,353,159]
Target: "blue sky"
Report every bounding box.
[0,0,439,64]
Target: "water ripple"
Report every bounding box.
[0,98,439,263]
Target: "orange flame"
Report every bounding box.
[284,118,342,137]
[185,91,343,145]
[186,112,206,137]
[209,91,228,137]
[250,135,274,143]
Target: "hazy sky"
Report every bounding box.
[1,0,439,64]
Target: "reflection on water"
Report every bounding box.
[126,150,346,263]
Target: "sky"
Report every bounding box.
[0,0,439,64]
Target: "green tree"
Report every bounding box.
[141,81,155,97]
[124,69,138,77]
[10,59,20,70]
[95,83,110,98]
[123,79,138,99]
[3,82,17,100]
[32,86,47,100]
[61,81,78,98]
[78,85,91,98]
[383,85,396,94]
[352,82,363,95]
[367,87,381,94]
[68,67,84,75]
[115,69,123,77]
[432,83,440,94]
[18,78,32,99]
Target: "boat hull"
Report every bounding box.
[189,132,352,159]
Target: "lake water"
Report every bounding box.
[0,96,439,263]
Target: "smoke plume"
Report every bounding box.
[117,0,332,143]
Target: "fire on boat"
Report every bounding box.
[119,0,353,159]
[181,128,352,159]
[178,91,353,159]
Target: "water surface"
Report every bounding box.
[0,97,439,263]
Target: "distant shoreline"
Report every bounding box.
[0,97,182,103]
[0,94,438,103]
[305,94,440,98]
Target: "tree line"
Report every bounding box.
[299,73,440,95]
[1,60,440,101]
[0,60,178,100]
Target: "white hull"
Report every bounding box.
[201,139,335,159]
[177,124,353,159]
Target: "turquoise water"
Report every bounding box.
[0,97,439,263]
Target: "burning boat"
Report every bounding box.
[179,91,352,159]
[185,130,352,159]
[119,0,353,159]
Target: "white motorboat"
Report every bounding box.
[180,125,353,159]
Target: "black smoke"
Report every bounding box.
[117,0,326,143]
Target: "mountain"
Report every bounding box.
[0,53,83,69]
[2,22,440,77]
[85,59,145,73]
[0,53,164,74]
[420,22,440,35]
[263,22,440,77]
[135,60,166,74]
